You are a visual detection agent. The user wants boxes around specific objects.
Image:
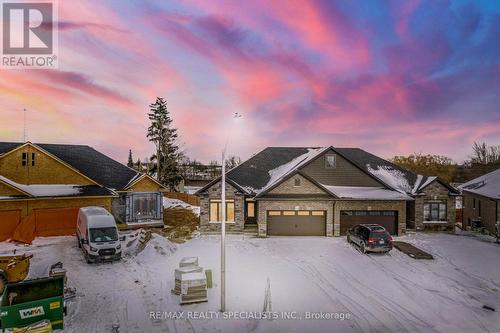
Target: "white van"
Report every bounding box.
[76,206,122,263]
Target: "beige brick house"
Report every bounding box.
[197,147,460,237]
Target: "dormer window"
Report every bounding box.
[294,178,301,187]
[325,154,336,169]
[22,152,27,166]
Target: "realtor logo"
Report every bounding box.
[19,306,45,319]
[1,0,58,68]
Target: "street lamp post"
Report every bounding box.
[221,112,242,312]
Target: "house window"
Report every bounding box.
[473,198,476,209]
[478,200,481,217]
[132,193,160,220]
[22,152,27,166]
[423,202,447,222]
[246,201,255,218]
[31,153,35,166]
[325,154,336,169]
[209,200,235,222]
[294,178,301,187]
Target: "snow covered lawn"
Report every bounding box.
[0,232,499,333]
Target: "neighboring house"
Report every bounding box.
[196,147,460,237]
[0,142,166,241]
[458,169,500,235]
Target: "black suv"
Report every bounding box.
[347,224,393,253]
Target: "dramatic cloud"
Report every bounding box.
[0,0,499,163]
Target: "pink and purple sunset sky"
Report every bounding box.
[1,0,499,163]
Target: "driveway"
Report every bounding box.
[0,232,499,333]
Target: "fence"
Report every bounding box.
[164,192,200,206]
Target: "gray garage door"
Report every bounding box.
[267,210,326,236]
[340,210,398,235]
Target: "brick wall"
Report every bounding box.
[269,174,327,195]
[415,181,455,232]
[198,181,244,232]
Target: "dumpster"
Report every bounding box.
[0,254,33,293]
[0,276,64,331]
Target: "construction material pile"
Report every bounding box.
[172,257,208,304]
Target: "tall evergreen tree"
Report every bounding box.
[127,149,134,168]
[146,97,182,190]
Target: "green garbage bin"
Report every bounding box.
[0,276,65,331]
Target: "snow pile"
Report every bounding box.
[323,185,412,200]
[366,164,412,193]
[0,175,81,197]
[459,168,500,198]
[257,148,326,193]
[163,197,200,216]
[136,234,177,261]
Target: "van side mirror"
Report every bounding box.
[80,239,88,245]
[120,236,126,241]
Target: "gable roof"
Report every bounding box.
[0,142,150,191]
[197,146,455,199]
[0,175,115,199]
[458,168,500,199]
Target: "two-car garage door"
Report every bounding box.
[266,209,398,236]
[267,210,326,236]
[340,210,398,235]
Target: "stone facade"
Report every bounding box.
[269,174,327,195]
[197,174,457,238]
[414,181,456,232]
[334,200,406,236]
[199,180,245,233]
[257,199,334,237]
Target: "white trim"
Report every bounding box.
[423,221,449,224]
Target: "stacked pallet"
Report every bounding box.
[171,257,208,304]
[179,257,198,267]
[180,272,208,304]
[172,265,203,295]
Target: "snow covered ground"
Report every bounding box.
[0,232,499,333]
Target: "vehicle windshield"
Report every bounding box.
[370,231,390,239]
[90,227,118,242]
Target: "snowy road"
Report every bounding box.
[0,232,499,333]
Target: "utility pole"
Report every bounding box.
[221,148,226,312]
[220,112,242,313]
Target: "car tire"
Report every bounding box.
[360,242,367,254]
